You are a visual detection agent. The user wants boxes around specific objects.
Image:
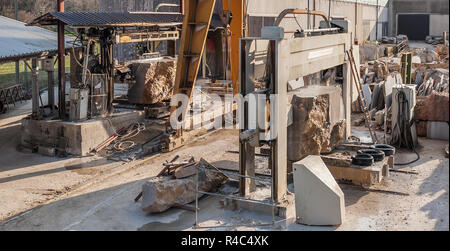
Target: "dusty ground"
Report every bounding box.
[0,99,448,231]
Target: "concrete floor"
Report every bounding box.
[0,100,448,231]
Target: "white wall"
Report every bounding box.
[430,14,449,36]
[246,0,389,43]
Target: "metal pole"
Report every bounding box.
[376,0,379,40]
[194,166,199,228]
[15,0,19,88]
[48,70,55,110]
[31,59,39,119]
[24,60,28,94]
[307,0,310,30]
[57,0,66,119]
[328,0,331,21]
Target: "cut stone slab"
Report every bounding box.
[141,159,227,213]
[362,84,372,107]
[293,155,345,226]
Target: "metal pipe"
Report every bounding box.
[155,3,180,12]
[307,0,310,30]
[31,59,39,119]
[328,0,332,21]
[15,0,19,89]
[376,0,379,40]
[57,0,66,119]
[273,9,331,28]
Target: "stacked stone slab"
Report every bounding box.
[415,91,449,140]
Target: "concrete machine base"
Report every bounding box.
[20,110,145,156]
[222,192,296,224]
[293,155,345,226]
[322,144,393,187]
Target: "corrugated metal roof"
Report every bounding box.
[0,15,78,63]
[29,11,184,27]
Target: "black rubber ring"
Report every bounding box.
[372,144,396,157]
[358,149,386,162]
[352,154,374,166]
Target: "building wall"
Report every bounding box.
[430,14,450,36]
[389,0,449,37]
[246,0,389,42]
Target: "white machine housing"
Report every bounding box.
[69,88,89,122]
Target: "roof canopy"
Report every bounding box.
[0,15,78,63]
[28,11,184,28]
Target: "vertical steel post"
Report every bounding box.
[376,0,379,40]
[24,60,28,94]
[15,0,19,88]
[57,0,66,119]
[194,165,199,228]
[31,59,39,120]
[48,70,55,110]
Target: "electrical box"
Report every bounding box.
[261,26,284,40]
[69,88,89,122]
[40,57,55,72]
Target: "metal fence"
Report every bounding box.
[0,60,70,94]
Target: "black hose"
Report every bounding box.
[391,90,421,166]
[395,149,420,166]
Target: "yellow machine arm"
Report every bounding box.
[222,0,246,95]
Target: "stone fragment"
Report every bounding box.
[141,159,226,213]
[329,120,347,151]
[375,110,385,126]
[174,163,197,179]
[38,146,56,157]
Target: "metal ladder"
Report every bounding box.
[170,0,217,131]
[346,48,378,144]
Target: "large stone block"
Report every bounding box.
[415,92,449,122]
[141,159,226,213]
[293,155,345,226]
[287,86,346,162]
[128,58,177,105]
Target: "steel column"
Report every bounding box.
[31,58,39,120]
[57,0,66,119]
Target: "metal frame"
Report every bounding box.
[238,27,352,204]
[193,164,277,229]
